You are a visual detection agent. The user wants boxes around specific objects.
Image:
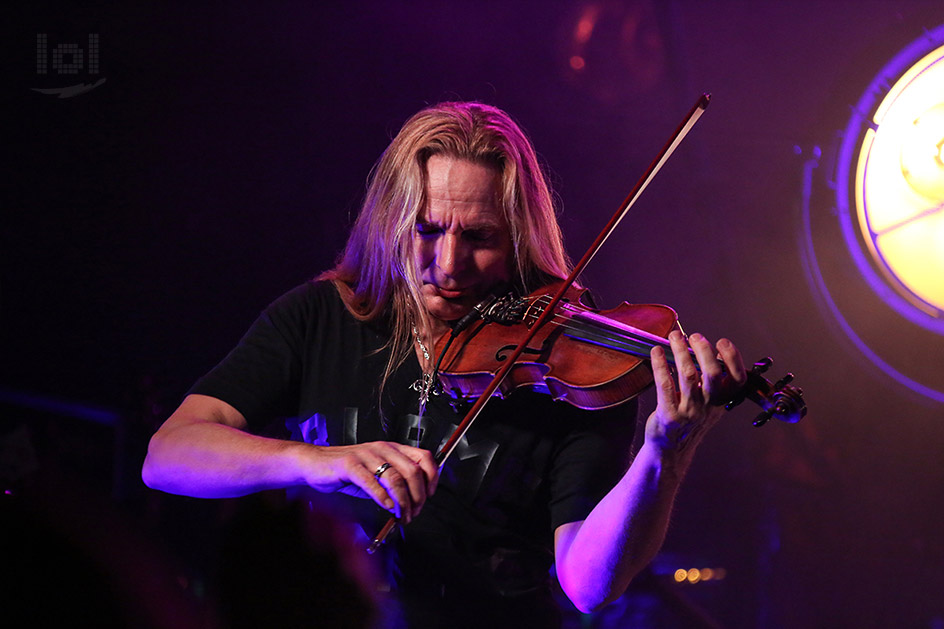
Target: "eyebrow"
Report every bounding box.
[415,216,504,230]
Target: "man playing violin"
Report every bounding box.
[143,101,747,626]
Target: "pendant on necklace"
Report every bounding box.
[410,372,439,416]
[410,324,440,415]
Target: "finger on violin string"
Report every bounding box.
[649,343,679,413]
[689,332,736,405]
[668,331,702,400]
[716,337,747,385]
[688,333,722,379]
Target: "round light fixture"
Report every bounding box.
[804,21,944,403]
[840,26,944,325]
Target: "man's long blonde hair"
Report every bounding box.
[321,102,572,393]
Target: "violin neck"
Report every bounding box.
[565,310,700,370]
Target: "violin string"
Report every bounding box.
[561,316,665,359]
[525,306,654,353]
[552,305,707,370]
[523,295,662,349]
[523,296,636,345]
[518,295,681,363]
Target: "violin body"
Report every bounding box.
[435,283,678,410]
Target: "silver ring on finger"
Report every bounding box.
[374,462,392,479]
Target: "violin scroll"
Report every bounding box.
[724,357,807,427]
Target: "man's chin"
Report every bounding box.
[424,296,473,324]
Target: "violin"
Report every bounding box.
[367,281,807,553]
[435,282,807,426]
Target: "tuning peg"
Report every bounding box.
[773,373,794,390]
[752,408,774,427]
[752,357,772,374]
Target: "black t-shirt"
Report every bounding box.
[191,280,637,626]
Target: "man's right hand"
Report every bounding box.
[301,441,438,522]
[143,394,439,523]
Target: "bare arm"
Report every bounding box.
[554,331,746,612]
[142,394,438,522]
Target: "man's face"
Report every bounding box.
[414,155,514,329]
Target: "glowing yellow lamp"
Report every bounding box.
[854,44,944,316]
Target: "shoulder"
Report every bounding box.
[260,280,346,324]
[236,280,349,353]
[261,279,390,344]
[268,279,341,309]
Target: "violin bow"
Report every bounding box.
[367,94,712,553]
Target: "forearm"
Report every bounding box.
[556,440,694,612]
[142,395,440,520]
[142,420,310,498]
[557,332,746,611]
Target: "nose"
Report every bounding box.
[436,233,466,278]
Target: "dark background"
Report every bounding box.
[3,2,943,627]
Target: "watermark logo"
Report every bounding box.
[32,33,106,98]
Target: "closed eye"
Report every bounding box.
[463,229,496,243]
[414,222,501,245]
[415,222,442,237]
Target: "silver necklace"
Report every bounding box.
[410,324,440,415]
